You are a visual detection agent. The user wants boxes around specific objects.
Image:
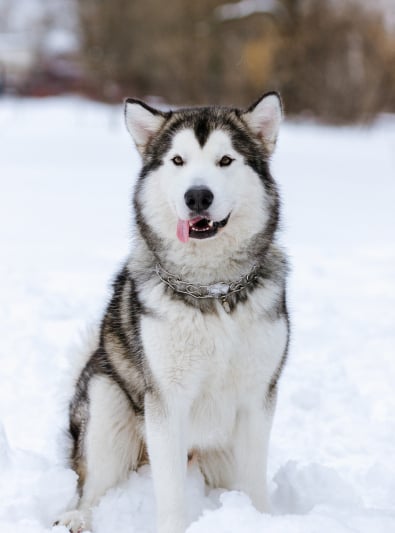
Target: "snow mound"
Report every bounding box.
[0,97,394,533]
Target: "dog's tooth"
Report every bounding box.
[208,220,214,228]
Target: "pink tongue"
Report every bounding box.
[177,219,190,243]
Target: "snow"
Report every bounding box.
[215,0,395,29]
[0,96,394,532]
[0,0,78,54]
[216,0,280,21]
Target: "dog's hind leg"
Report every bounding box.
[55,375,144,532]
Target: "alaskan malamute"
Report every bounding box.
[55,93,290,533]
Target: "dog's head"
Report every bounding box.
[124,94,282,257]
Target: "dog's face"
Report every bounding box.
[125,94,282,251]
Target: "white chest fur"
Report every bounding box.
[140,281,288,450]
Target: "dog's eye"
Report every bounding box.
[219,155,234,167]
[172,155,184,166]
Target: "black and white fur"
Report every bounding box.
[55,93,290,533]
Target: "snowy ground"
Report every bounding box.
[0,97,394,533]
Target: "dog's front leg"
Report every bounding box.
[145,391,189,533]
[232,405,274,513]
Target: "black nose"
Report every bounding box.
[184,187,214,212]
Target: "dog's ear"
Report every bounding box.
[124,98,166,154]
[242,92,283,155]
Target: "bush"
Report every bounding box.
[268,0,395,122]
[76,0,395,122]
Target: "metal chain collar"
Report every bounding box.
[155,263,259,312]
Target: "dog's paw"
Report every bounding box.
[53,509,91,533]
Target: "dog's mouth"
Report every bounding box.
[177,214,230,243]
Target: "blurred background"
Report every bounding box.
[0,0,394,122]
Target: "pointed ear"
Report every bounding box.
[242,92,283,155]
[124,98,166,154]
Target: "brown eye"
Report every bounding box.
[219,155,234,167]
[172,155,184,166]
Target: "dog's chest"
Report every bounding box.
[140,284,287,447]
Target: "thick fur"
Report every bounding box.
[55,93,290,533]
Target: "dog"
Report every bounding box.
[55,92,290,533]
